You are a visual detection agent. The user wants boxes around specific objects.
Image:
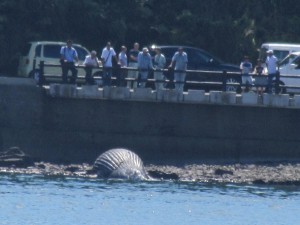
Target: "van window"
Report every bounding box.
[73,46,88,61]
[279,54,297,67]
[273,50,289,62]
[35,45,41,57]
[44,45,62,58]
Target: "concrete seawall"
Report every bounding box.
[1,77,300,164]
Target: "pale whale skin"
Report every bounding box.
[93,148,149,180]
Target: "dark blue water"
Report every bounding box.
[0,174,299,225]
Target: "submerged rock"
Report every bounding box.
[0,147,34,168]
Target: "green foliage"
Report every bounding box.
[0,0,299,74]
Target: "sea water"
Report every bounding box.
[0,173,299,225]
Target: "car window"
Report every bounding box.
[44,44,62,58]
[73,46,88,61]
[35,45,41,57]
[161,48,177,61]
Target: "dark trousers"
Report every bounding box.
[117,67,127,87]
[267,73,276,93]
[84,66,95,85]
[103,67,112,86]
[62,62,78,84]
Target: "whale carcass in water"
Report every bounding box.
[93,148,150,180]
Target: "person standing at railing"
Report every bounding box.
[60,40,79,84]
[127,42,140,89]
[169,47,188,92]
[137,47,153,88]
[101,42,117,87]
[83,50,100,85]
[253,59,265,95]
[153,47,166,90]
[265,50,278,93]
[117,46,128,87]
[240,55,253,92]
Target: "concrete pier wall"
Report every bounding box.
[1,77,300,164]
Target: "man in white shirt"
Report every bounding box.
[101,42,117,86]
[83,50,99,85]
[265,50,278,93]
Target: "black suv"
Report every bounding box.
[149,45,241,91]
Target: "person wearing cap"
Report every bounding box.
[137,47,153,88]
[153,47,166,90]
[60,40,79,84]
[83,50,100,85]
[169,47,188,92]
[240,55,253,92]
[101,42,117,87]
[265,49,278,93]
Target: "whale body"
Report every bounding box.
[93,148,149,180]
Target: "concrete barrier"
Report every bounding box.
[184,90,206,103]
[130,88,156,101]
[263,94,290,107]
[0,77,37,86]
[49,83,77,98]
[103,86,130,100]
[209,91,222,104]
[157,89,183,102]
[222,92,236,104]
[2,77,300,164]
[241,92,258,105]
[294,95,300,108]
[77,85,103,99]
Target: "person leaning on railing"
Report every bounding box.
[168,47,188,92]
[83,50,100,85]
[60,40,79,84]
[137,47,153,88]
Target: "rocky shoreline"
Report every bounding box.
[1,161,300,185]
[1,148,300,185]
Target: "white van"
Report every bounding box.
[259,43,300,62]
[277,51,300,93]
[17,41,102,80]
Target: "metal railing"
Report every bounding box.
[36,61,295,94]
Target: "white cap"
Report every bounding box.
[267,50,273,54]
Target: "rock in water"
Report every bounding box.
[0,147,34,168]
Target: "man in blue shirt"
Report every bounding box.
[60,40,79,84]
[169,47,188,92]
[137,47,153,88]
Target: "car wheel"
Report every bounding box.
[226,78,240,92]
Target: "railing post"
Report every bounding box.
[38,61,45,86]
[275,71,280,94]
[222,70,227,92]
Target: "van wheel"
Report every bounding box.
[226,78,240,92]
